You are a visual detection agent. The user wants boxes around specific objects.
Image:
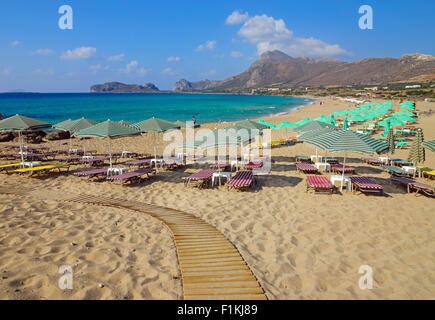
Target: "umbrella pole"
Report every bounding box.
[154,132,157,168]
[341,153,346,192]
[109,137,113,168]
[69,132,72,150]
[19,131,25,166]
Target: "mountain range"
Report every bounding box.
[173,50,435,91]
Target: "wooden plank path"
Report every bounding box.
[0,187,266,300]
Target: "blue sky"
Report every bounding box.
[0,0,434,92]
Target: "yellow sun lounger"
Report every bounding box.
[422,169,435,179]
[0,163,22,172]
[11,164,70,177]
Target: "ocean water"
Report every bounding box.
[0,93,314,125]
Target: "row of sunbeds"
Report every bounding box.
[182,169,255,191]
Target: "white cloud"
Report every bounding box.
[236,14,348,58]
[90,64,102,74]
[231,51,243,58]
[120,60,138,73]
[10,40,22,47]
[195,40,216,52]
[137,67,151,76]
[167,56,181,62]
[199,69,217,77]
[0,67,11,76]
[162,67,177,76]
[226,10,249,25]
[61,47,97,60]
[33,49,55,55]
[107,53,125,61]
[34,69,54,75]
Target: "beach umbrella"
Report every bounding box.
[395,114,416,123]
[331,110,346,117]
[294,117,311,127]
[386,127,395,156]
[407,128,425,165]
[258,119,276,129]
[74,120,140,168]
[275,121,296,129]
[303,130,388,190]
[378,117,405,127]
[118,120,135,127]
[173,120,199,128]
[314,115,330,123]
[342,117,348,131]
[0,114,52,164]
[54,119,73,129]
[294,120,335,132]
[349,114,366,122]
[422,140,435,152]
[135,117,181,163]
[55,117,98,151]
[225,119,269,131]
[330,115,336,126]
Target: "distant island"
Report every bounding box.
[90,82,159,93]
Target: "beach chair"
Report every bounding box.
[362,157,383,166]
[295,156,311,163]
[296,163,319,174]
[183,169,216,188]
[331,164,356,174]
[58,156,82,164]
[391,176,435,197]
[324,157,339,164]
[107,168,156,185]
[125,158,152,168]
[0,162,22,173]
[244,161,263,170]
[80,157,111,166]
[306,176,335,194]
[350,176,383,195]
[227,171,254,191]
[74,167,110,181]
[381,165,412,177]
[157,159,184,170]
[10,164,70,177]
[389,159,412,167]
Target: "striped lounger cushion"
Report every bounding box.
[391,176,435,196]
[362,158,383,165]
[108,168,155,184]
[296,163,318,173]
[74,167,109,177]
[331,164,355,173]
[306,176,334,194]
[183,169,216,181]
[228,171,253,189]
[350,177,383,193]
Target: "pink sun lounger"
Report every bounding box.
[74,167,109,180]
[362,157,383,166]
[183,169,216,188]
[125,158,152,167]
[391,176,435,197]
[331,164,356,174]
[227,171,254,190]
[350,176,383,194]
[306,176,334,194]
[296,163,319,174]
[107,168,156,185]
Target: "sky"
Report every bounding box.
[0,0,434,92]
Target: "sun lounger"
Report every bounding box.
[74,167,110,180]
[422,169,435,179]
[157,159,184,170]
[80,157,111,166]
[183,169,216,188]
[125,158,152,168]
[244,161,263,169]
[107,168,156,185]
[58,156,82,163]
[362,157,383,166]
[0,162,23,172]
[10,164,69,177]
[350,176,383,195]
[295,156,311,163]
[391,176,435,197]
[324,157,339,164]
[306,176,334,194]
[210,162,231,169]
[296,163,319,174]
[389,159,412,167]
[381,165,412,177]
[331,164,356,174]
[227,171,254,191]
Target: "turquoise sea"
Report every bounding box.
[0,93,314,125]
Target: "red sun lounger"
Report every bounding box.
[107,168,156,185]
[350,176,383,194]
[362,158,383,166]
[306,176,334,194]
[296,163,319,174]
[125,158,152,167]
[244,161,263,169]
[228,170,254,190]
[74,167,109,180]
[331,164,356,174]
[182,169,216,188]
[391,176,435,197]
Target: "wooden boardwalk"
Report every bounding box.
[0,187,266,300]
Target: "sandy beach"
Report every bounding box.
[1,97,434,300]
